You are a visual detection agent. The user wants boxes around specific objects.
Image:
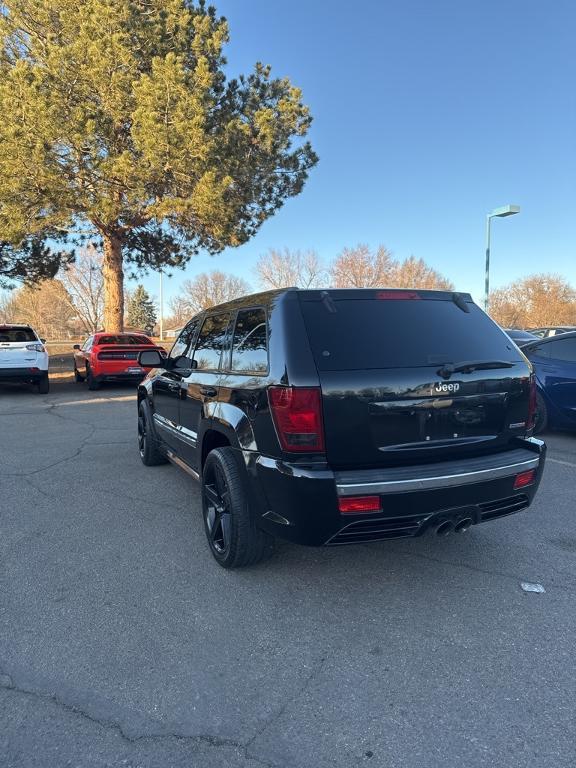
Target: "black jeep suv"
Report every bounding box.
[137,288,545,568]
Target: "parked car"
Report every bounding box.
[529,326,576,338]
[136,288,546,568]
[73,332,166,390]
[504,329,540,346]
[521,331,576,433]
[0,324,49,393]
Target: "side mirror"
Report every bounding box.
[138,349,166,368]
[73,344,81,350]
[170,355,197,371]
[40,338,46,344]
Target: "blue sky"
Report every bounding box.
[136,0,576,309]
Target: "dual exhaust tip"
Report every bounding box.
[434,516,474,537]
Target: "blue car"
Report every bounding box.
[521,331,576,433]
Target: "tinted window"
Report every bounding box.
[539,338,576,363]
[83,336,94,351]
[0,327,37,342]
[97,335,151,345]
[299,292,521,370]
[193,313,231,371]
[170,319,200,361]
[231,309,268,374]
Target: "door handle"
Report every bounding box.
[200,386,217,398]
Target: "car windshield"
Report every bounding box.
[0,326,37,342]
[97,335,152,345]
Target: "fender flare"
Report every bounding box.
[200,401,257,453]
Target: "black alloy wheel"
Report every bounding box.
[201,447,273,568]
[138,408,146,459]
[203,460,232,556]
[137,403,166,466]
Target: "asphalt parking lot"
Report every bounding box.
[1,379,575,768]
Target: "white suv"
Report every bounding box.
[0,324,50,393]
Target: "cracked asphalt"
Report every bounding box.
[1,378,576,768]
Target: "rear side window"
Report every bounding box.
[538,338,576,362]
[0,327,36,342]
[298,292,521,370]
[231,309,268,374]
[193,313,231,371]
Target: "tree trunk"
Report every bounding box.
[102,232,124,332]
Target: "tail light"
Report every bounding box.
[514,469,536,489]
[268,386,325,453]
[26,343,45,353]
[526,374,536,431]
[338,496,381,514]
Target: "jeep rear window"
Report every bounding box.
[0,327,37,342]
[298,292,520,370]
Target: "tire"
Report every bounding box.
[138,402,167,466]
[86,365,100,391]
[202,447,274,569]
[534,391,548,434]
[74,365,85,383]
[36,373,50,394]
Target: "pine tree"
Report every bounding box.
[0,1,317,330]
[126,285,157,333]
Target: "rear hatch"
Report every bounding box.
[298,290,531,468]
[0,326,41,369]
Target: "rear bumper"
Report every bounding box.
[247,438,546,546]
[0,367,47,382]
[93,369,148,382]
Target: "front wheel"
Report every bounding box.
[202,447,274,569]
[138,403,167,466]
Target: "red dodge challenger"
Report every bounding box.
[73,333,166,390]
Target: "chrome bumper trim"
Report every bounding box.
[336,457,540,496]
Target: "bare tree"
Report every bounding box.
[330,245,396,288]
[256,248,326,289]
[3,280,76,338]
[489,274,576,328]
[59,246,104,334]
[177,271,251,315]
[0,290,13,322]
[392,256,454,290]
[165,296,191,330]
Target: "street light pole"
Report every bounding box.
[484,215,492,312]
[483,204,520,312]
[159,269,163,341]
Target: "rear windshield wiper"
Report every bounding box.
[437,360,515,380]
